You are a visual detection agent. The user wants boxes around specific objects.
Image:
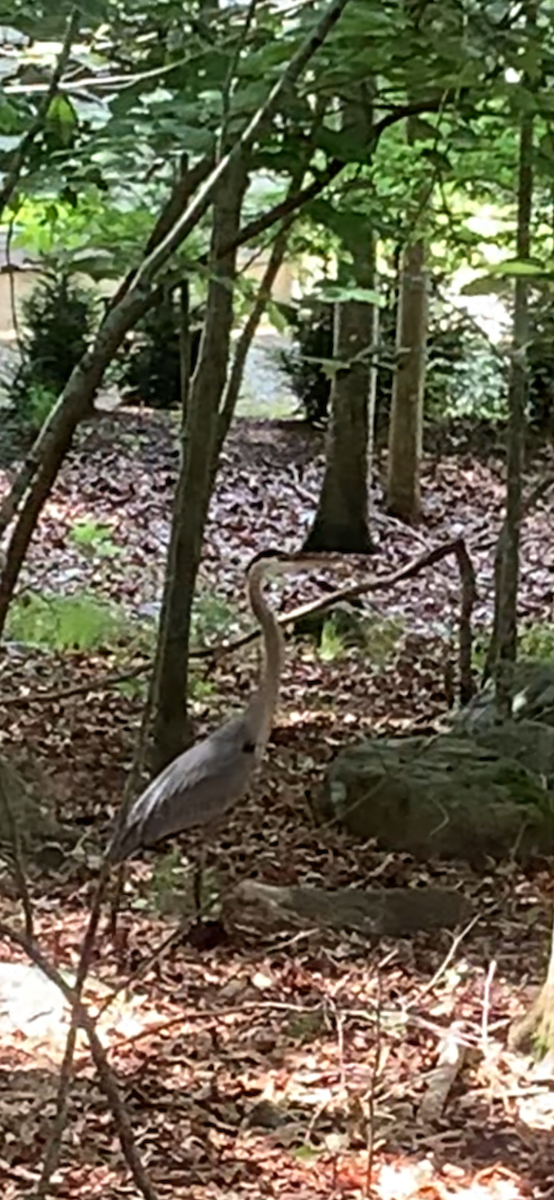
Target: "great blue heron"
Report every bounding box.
[106,551,332,879]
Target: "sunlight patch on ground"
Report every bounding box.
[0,961,167,1067]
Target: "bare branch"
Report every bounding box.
[131,0,353,289]
[203,538,474,658]
[218,0,260,159]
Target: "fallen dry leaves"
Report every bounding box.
[0,413,553,1198]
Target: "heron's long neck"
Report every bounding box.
[246,567,285,748]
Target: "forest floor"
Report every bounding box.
[0,410,553,1199]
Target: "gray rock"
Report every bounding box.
[322,734,554,862]
[456,661,554,731]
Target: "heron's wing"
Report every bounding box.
[107,715,255,861]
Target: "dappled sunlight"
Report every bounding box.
[0,415,553,1195]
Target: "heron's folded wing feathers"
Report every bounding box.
[107,716,255,861]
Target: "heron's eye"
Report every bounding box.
[243,740,256,754]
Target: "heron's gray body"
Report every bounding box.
[105,551,332,865]
[107,713,257,861]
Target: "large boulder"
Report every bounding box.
[323,731,554,862]
[456,661,554,732]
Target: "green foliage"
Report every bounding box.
[7,592,129,652]
[362,616,405,665]
[318,618,347,663]
[69,518,120,559]
[519,624,554,662]
[191,589,239,648]
[318,610,404,665]
[278,288,505,430]
[18,383,58,434]
[8,266,98,420]
[119,292,202,410]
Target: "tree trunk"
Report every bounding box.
[304,296,375,552]
[493,107,533,719]
[304,89,376,554]
[151,158,247,771]
[386,237,427,523]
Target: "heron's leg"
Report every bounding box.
[193,846,206,922]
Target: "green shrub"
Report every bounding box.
[277,288,503,430]
[69,518,120,559]
[119,290,203,409]
[7,592,129,652]
[9,266,98,423]
[519,623,554,661]
[20,383,58,433]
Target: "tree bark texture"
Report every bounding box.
[494,107,533,719]
[386,238,427,523]
[304,298,374,552]
[151,158,247,771]
[304,89,376,554]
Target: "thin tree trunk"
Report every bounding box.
[493,107,533,719]
[152,158,247,770]
[386,236,427,523]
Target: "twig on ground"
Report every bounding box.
[419,910,485,996]
[0,662,149,708]
[364,969,382,1199]
[482,958,497,1058]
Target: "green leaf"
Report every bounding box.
[462,260,549,295]
[317,284,386,307]
[46,94,78,146]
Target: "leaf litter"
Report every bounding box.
[0,413,553,1198]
